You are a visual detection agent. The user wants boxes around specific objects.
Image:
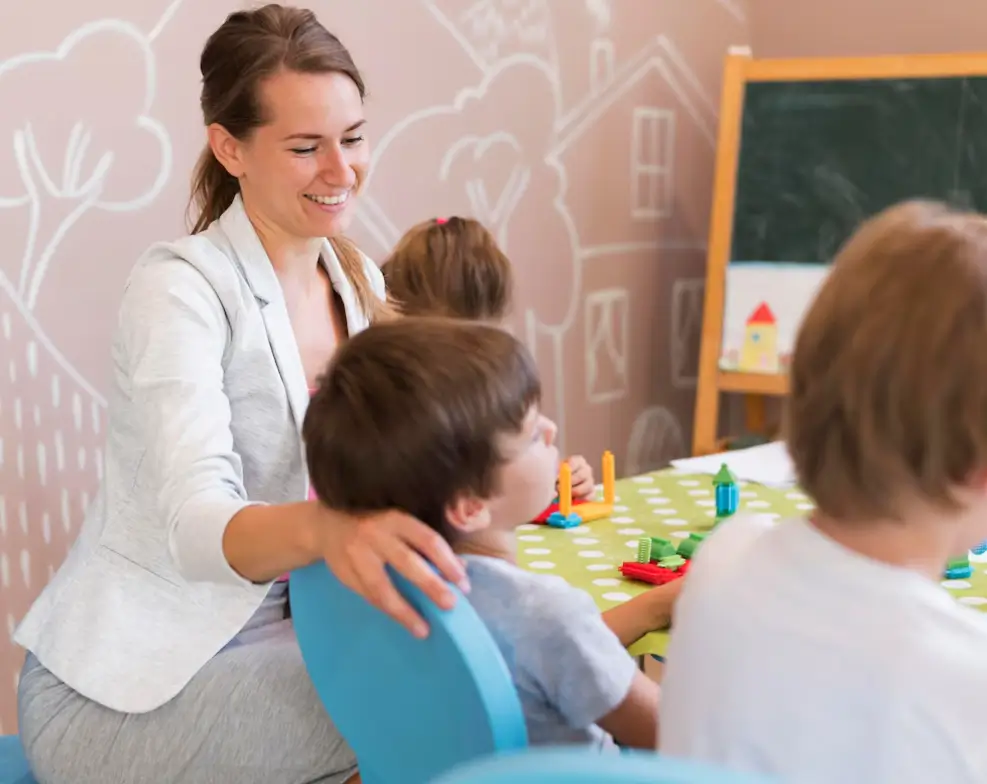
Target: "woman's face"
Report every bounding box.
[213,69,369,241]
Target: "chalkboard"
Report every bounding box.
[732,77,987,265]
[692,51,987,457]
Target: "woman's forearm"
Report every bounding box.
[222,501,327,583]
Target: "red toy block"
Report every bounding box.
[618,559,691,586]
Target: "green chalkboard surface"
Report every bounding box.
[730,77,987,264]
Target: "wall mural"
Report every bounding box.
[0,0,748,730]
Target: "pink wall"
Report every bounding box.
[0,0,748,730]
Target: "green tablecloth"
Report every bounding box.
[516,468,987,657]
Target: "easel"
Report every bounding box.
[692,48,987,456]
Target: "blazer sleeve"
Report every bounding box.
[119,252,260,588]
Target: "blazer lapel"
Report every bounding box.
[219,196,309,435]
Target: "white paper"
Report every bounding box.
[669,441,797,488]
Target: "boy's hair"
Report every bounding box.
[382,216,514,321]
[786,199,987,521]
[303,317,540,538]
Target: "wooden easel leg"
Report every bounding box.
[744,394,766,437]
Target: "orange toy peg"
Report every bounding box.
[558,462,573,517]
[602,450,616,505]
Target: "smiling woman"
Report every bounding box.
[11,5,466,784]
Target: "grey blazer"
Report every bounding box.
[14,195,385,713]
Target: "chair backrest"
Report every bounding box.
[430,748,774,784]
[290,562,528,784]
[0,736,36,784]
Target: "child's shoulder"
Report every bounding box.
[462,555,601,631]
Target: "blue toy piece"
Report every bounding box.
[432,747,771,783]
[945,565,974,580]
[972,540,987,556]
[0,735,35,784]
[713,464,739,518]
[546,511,582,529]
[290,562,527,784]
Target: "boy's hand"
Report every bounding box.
[567,455,596,500]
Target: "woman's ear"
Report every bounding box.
[445,494,491,534]
[207,123,246,178]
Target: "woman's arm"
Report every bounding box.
[122,253,465,635]
[602,579,683,647]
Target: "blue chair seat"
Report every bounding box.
[290,563,527,784]
[0,735,35,784]
[431,747,773,783]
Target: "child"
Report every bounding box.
[659,200,987,781]
[383,216,594,500]
[303,317,680,749]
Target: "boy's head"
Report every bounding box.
[303,317,558,542]
[787,199,987,547]
[382,216,513,322]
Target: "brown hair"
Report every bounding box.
[382,217,514,321]
[786,199,987,521]
[303,317,540,539]
[189,4,380,317]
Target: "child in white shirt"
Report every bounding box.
[660,200,987,783]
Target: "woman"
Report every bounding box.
[14,6,465,782]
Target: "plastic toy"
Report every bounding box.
[619,560,692,586]
[713,463,739,519]
[944,555,973,580]
[973,540,987,556]
[533,451,616,526]
[619,533,706,586]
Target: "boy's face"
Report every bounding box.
[448,407,559,534]
[487,407,560,528]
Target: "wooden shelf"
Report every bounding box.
[717,372,790,396]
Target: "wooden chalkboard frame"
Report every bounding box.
[691,49,987,456]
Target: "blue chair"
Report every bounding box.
[0,735,35,784]
[290,562,528,784]
[431,747,773,783]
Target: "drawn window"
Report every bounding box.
[631,108,675,220]
[590,38,615,92]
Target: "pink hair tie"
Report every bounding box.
[435,217,448,225]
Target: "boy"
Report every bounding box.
[659,201,987,781]
[382,215,595,500]
[303,317,679,748]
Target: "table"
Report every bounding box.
[516,468,987,657]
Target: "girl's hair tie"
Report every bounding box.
[435,217,448,225]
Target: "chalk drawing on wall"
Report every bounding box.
[671,277,704,389]
[630,107,675,221]
[585,287,629,403]
[0,17,174,311]
[626,405,687,476]
[714,0,747,22]
[426,0,558,75]
[366,8,719,444]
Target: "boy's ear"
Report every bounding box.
[446,494,491,533]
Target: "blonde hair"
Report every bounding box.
[382,217,513,321]
[786,199,987,521]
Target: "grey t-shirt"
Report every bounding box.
[463,555,638,748]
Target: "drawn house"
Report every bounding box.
[548,36,718,250]
[737,302,779,373]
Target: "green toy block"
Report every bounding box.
[658,554,686,571]
[676,532,707,560]
[713,463,738,486]
[636,537,652,564]
[649,537,678,559]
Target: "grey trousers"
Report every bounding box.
[16,583,358,784]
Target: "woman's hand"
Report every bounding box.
[319,508,470,639]
[567,455,596,501]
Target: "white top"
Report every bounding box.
[660,513,987,783]
[14,195,385,713]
